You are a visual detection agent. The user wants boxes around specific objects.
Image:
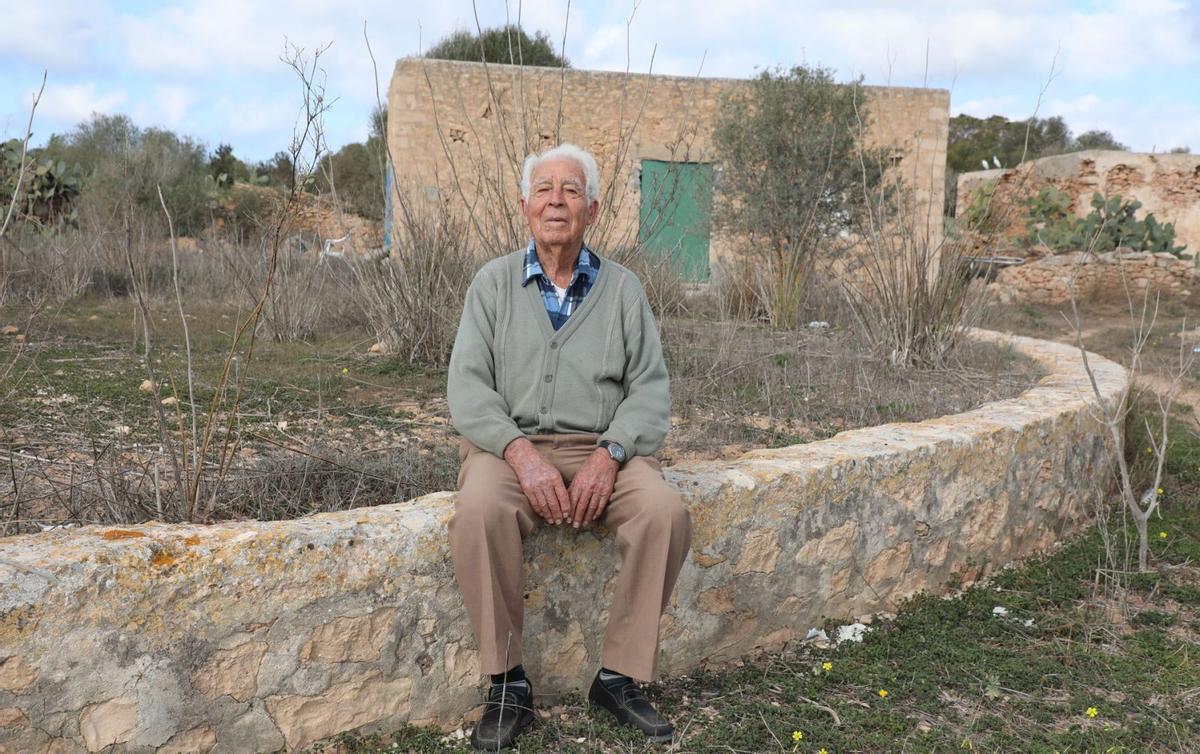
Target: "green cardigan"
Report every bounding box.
[447,249,670,459]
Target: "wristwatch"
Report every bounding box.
[598,440,627,464]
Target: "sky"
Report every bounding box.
[2,0,1198,162]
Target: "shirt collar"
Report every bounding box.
[521,240,599,287]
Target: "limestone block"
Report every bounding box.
[0,707,26,728]
[697,584,736,614]
[209,704,284,754]
[441,641,479,688]
[158,724,216,754]
[191,642,267,702]
[78,697,137,752]
[733,529,780,574]
[816,520,860,563]
[265,673,413,752]
[0,657,37,692]
[299,608,397,665]
[864,542,913,587]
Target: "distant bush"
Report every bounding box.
[425,25,568,67]
[42,113,210,235]
[1022,189,1186,256]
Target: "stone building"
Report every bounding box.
[387,58,949,281]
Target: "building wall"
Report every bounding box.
[0,330,1122,752]
[387,59,949,269]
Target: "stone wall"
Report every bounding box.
[989,250,1198,305]
[0,330,1123,752]
[957,150,1200,255]
[387,59,949,267]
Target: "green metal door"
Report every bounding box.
[639,160,713,282]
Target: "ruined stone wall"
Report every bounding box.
[387,59,948,266]
[956,150,1200,255]
[989,250,1198,305]
[0,330,1122,753]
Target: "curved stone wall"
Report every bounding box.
[0,330,1124,753]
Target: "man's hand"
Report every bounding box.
[568,448,619,528]
[503,438,571,524]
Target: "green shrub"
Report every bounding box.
[1022,190,1186,256]
[0,138,83,227]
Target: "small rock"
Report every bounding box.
[0,326,17,335]
[88,315,99,321]
[13,334,25,343]
[161,397,179,406]
[368,342,387,354]
[139,379,156,392]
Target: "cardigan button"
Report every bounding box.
[549,341,558,349]
[544,374,553,382]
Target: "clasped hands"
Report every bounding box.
[502,437,617,527]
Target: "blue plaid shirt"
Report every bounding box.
[521,241,601,331]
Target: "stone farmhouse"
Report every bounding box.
[386,58,949,281]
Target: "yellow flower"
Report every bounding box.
[1086,706,1099,718]
[878,689,889,699]
[1146,447,1152,454]
[819,749,829,754]
[1160,531,1169,540]
[823,661,833,672]
[341,367,349,374]
[1156,487,1164,495]
[792,730,804,742]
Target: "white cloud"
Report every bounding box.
[35,83,127,125]
[131,85,196,130]
[0,1,111,71]
[1046,94,1200,152]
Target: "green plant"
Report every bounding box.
[1024,190,1186,256]
[962,178,1000,230]
[0,138,82,227]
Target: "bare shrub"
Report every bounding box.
[209,444,458,521]
[350,196,477,364]
[838,184,990,367]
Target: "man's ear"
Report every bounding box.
[519,197,528,215]
[586,199,599,225]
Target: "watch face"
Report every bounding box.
[607,443,626,463]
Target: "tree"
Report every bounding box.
[1073,129,1128,151]
[253,151,296,190]
[712,64,879,328]
[42,113,210,235]
[209,143,249,187]
[946,114,1073,174]
[425,25,568,67]
[317,141,385,221]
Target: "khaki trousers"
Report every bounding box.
[448,434,692,682]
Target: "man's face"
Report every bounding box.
[521,157,598,249]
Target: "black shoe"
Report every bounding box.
[470,680,535,752]
[588,672,674,743]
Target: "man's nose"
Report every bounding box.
[549,185,566,204]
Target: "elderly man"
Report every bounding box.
[447,143,692,750]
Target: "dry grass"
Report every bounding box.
[1,280,1042,532]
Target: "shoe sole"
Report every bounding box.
[588,701,674,744]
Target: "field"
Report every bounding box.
[0,281,1041,533]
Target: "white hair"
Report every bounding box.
[520,143,600,203]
